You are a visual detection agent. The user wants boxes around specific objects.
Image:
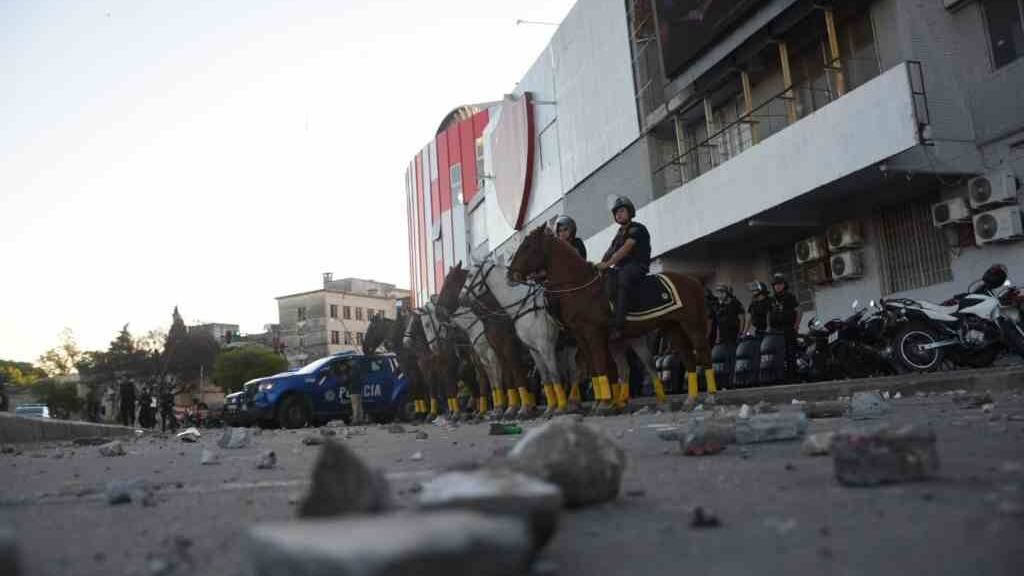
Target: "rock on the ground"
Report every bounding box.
[106,479,155,506]
[73,437,112,447]
[415,431,429,440]
[303,435,325,446]
[247,511,531,576]
[850,391,890,420]
[954,392,993,408]
[803,401,848,419]
[419,468,562,551]
[98,441,126,457]
[218,427,253,449]
[200,449,220,465]
[735,413,807,444]
[802,432,835,456]
[737,404,752,419]
[176,427,201,442]
[298,440,390,518]
[387,424,406,434]
[508,419,626,507]
[257,451,277,470]
[0,525,17,576]
[681,418,734,456]
[833,424,940,486]
[690,507,720,528]
[411,451,424,462]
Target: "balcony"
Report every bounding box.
[586,62,929,259]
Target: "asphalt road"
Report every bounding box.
[2,390,1024,576]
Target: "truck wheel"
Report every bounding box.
[276,394,309,429]
[894,322,943,372]
[393,395,414,423]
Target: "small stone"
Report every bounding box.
[98,441,126,457]
[752,401,777,414]
[257,451,277,470]
[298,440,390,518]
[320,429,338,437]
[626,489,646,497]
[246,512,532,576]
[656,428,683,442]
[106,479,154,506]
[419,468,563,551]
[882,391,890,400]
[792,398,806,405]
[833,424,939,486]
[200,449,220,465]
[803,401,847,419]
[411,451,424,462]
[73,437,112,446]
[1008,413,1024,422]
[176,427,201,442]
[218,427,252,449]
[387,424,406,434]
[850,391,890,420]
[982,403,995,414]
[147,556,171,575]
[894,392,903,400]
[509,419,626,508]
[738,404,751,419]
[954,392,992,408]
[690,506,720,528]
[802,432,835,456]
[784,462,796,471]
[302,435,325,446]
[415,431,429,440]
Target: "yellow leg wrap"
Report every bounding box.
[592,375,612,401]
[553,383,569,410]
[687,372,699,399]
[414,400,426,414]
[704,369,718,395]
[543,384,556,409]
[492,389,505,408]
[507,389,521,408]
[451,398,461,414]
[619,381,631,404]
[653,377,667,404]
[569,382,582,403]
[430,397,439,416]
[518,387,535,408]
[478,396,489,414]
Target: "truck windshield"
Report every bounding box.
[296,356,338,375]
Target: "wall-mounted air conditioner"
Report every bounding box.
[802,260,832,285]
[826,220,863,252]
[795,236,828,264]
[973,206,1024,245]
[830,250,864,281]
[968,169,1019,209]
[931,197,971,227]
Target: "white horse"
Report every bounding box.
[458,260,570,416]
[432,297,506,419]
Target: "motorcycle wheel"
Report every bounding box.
[893,322,943,372]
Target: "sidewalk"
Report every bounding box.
[0,412,135,445]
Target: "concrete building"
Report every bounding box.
[407,0,1024,325]
[276,274,410,366]
[189,322,240,345]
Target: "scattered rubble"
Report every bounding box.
[298,440,390,518]
[176,428,201,442]
[72,437,112,446]
[802,432,835,456]
[218,427,253,449]
[735,413,807,444]
[954,392,993,408]
[833,424,939,486]
[419,468,563,550]
[247,512,532,576]
[681,417,734,456]
[415,431,429,440]
[850,391,890,420]
[302,436,325,446]
[690,507,720,528]
[387,424,406,434]
[803,401,847,419]
[509,419,626,507]
[200,449,220,466]
[98,441,126,457]
[320,429,338,437]
[106,479,155,506]
[257,451,277,470]
[655,427,683,442]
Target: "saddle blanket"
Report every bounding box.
[611,273,684,322]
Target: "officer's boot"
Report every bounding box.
[350,394,365,425]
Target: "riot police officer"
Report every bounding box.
[597,197,652,340]
[768,273,800,380]
[555,215,587,260]
[714,284,745,345]
[747,281,770,334]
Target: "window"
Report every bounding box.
[366,307,374,319]
[297,307,307,321]
[875,197,953,294]
[356,332,363,345]
[344,332,353,345]
[982,0,1024,68]
[768,247,815,313]
[343,306,351,320]
[368,359,385,373]
[330,330,340,345]
[450,164,463,204]
[355,307,363,321]
[330,304,338,319]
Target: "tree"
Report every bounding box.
[213,346,288,394]
[32,379,83,420]
[135,329,167,355]
[163,307,219,394]
[37,328,83,376]
[0,360,46,386]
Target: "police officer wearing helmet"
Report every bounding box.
[714,284,745,345]
[768,273,800,380]
[597,196,652,340]
[747,281,770,334]
[555,215,587,260]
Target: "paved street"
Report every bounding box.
[3,388,1024,576]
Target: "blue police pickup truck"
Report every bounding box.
[222,352,409,428]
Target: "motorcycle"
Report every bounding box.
[881,278,1024,373]
[802,300,898,381]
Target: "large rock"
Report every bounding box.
[418,469,562,550]
[106,479,155,506]
[833,424,939,486]
[98,440,126,457]
[735,413,807,444]
[298,440,390,518]
[0,526,17,576]
[246,511,531,576]
[850,391,890,420]
[681,417,734,456]
[508,419,626,507]
[218,427,253,449]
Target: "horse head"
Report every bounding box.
[508,225,551,282]
[438,262,468,314]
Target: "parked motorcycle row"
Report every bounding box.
[708,272,1024,388]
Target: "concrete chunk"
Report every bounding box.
[850,391,890,420]
[246,512,531,576]
[833,425,939,486]
[298,440,390,518]
[218,427,252,449]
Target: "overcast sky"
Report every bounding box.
[0,0,575,363]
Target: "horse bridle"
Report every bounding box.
[463,258,547,322]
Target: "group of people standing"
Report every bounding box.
[117,380,177,431]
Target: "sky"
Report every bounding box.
[0,0,576,363]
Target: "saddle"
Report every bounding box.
[609,273,684,322]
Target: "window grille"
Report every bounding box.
[875,198,952,294]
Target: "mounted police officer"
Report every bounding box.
[768,273,800,380]
[555,215,587,260]
[597,196,652,340]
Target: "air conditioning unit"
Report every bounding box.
[830,250,864,281]
[973,206,1024,245]
[932,197,971,227]
[826,220,863,252]
[968,169,1019,209]
[795,236,828,264]
[801,260,832,285]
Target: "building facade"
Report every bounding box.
[407,0,1024,325]
[276,275,410,366]
[189,323,240,345]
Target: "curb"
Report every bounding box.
[0,413,135,445]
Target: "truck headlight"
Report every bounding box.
[258,382,275,392]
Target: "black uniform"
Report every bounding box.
[602,221,652,329]
[716,296,745,344]
[119,381,136,427]
[748,297,770,334]
[160,389,177,432]
[769,290,800,380]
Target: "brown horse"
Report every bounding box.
[509,225,716,411]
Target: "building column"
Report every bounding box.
[824,9,846,97]
[778,41,797,124]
